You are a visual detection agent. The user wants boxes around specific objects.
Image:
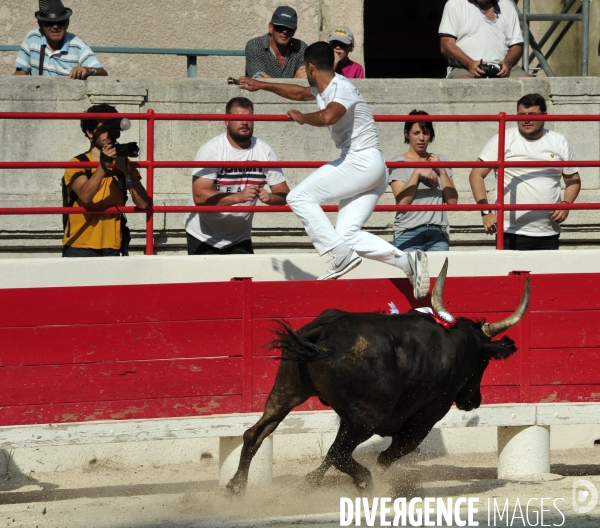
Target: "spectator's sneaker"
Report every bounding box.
[406,250,430,299]
[318,250,362,280]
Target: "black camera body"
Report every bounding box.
[480,61,501,78]
[107,119,139,158]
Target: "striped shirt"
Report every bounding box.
[15,29,102,76]
[245,34,307,78]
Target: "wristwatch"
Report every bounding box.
[90,67,97,76]
[481,210,492,216]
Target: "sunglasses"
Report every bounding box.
[273,24,295,33]
[43,20,68,27]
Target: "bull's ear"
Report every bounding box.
[483,336,517,360]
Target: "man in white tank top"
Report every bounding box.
[238,42,429,298]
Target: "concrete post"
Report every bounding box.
[497,425,550,478]
[218,436,273,487]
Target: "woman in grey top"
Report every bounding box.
[389,110,458,252]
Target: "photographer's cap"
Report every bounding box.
[271,6,298,29]
[329,26,354,45]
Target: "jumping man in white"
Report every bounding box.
[239,41,429,297]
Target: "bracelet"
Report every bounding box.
[561,200,570,204]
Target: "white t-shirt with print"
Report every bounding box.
[310,74,380,155]
[439,0,524,77]
[184,134,286,248]
[478,127,578,236]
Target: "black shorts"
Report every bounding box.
[186,233,254,255]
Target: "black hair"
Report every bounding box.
[517,93,547,113]
[303,41,334,71]
[404,110,435,144]
[226,97,254,114]
[80,103,118,136]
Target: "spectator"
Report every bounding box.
[439,0,530,79]
[389,111,458,252]
[469,93,581,250]
[14,0,106,79]
[62,104,148,257]
[245,6,307,79]
[328,26,364,79]
[183,97,290,255]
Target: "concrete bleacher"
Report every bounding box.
[0,76,599,256]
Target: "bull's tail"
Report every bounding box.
[267,320,334,363]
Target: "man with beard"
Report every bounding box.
[62,104,148,257]
[184,97,290,255]
[470,93,580,250]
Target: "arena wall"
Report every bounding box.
[1,76,599,256]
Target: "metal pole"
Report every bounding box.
[496,113,507,250]
[145,109,155,255]
[581,0,590,76]
[522,0,530,74]
[187,56,197,78]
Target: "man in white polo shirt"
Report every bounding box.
[439,0,530,79]
[14,0,106,79]
[469,93,581,250]
[237,42,429,297]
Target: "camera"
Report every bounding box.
[106,118,140,158]
[479,60,501,78]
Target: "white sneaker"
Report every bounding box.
[318,249,362,280]
[405,250,430,299]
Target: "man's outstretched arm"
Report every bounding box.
[238,76,315,102]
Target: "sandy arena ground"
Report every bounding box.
[1,447,600,527]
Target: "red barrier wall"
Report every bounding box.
[1,273,599,427]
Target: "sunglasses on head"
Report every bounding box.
[43,20,68,27]
[273,24,294,33]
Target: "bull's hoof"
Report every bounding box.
[305,469,324,488]
[225,479,245,497]
[354,473,373,492]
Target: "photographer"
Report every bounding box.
[439,0,531,79]
[62,104,148,257]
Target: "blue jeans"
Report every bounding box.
[393,225,449,252]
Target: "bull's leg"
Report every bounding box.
[226,363,311,496]
[306,420,373,491]
[376,412,442,469]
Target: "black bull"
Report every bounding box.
[227,260,530,495]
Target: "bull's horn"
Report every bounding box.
[482,277,531,338]
[431,258,452,318]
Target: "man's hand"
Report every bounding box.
[237,186,260,203]
[468,60,486,78]
[238,77,262,92]
[102,143,117,166]
[258,72,272,79]
[550,207,569,224]
[257,187,273,204]
[482,212,497,235]
[287,110,305,124]
[69,66,92,80]
[293,66,307,79]
[497,60,511,78]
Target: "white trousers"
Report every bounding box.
[287,148,408,268]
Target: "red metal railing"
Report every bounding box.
[1,110,599,253]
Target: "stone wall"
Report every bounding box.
[0,76,599,256]
[1,1,597,79]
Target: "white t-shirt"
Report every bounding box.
[439,0,524,77]
[184,134,286,248]
[310,74,380,155]
[478,128,578,236]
